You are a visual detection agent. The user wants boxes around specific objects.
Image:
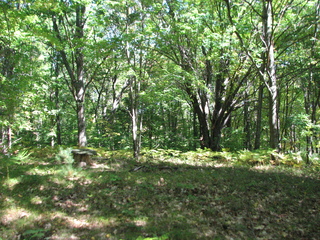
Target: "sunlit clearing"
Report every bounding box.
[25,167,55,176]
[0,207,31,225]
[30,196,43,205]
[133,217,148,227]
[3,177,21,189]
[63,216,90,228]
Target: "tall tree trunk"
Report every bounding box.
[52,5,88,147]
[53,58,62,145]
[263,0,280,150]
[74,5,87,147]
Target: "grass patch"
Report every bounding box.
[0,148,319,239]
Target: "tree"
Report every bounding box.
[34,0,109,147]
[51,3,88,147]
[1,0,319,156]
[151,0,254,151]
[0,1,42,151]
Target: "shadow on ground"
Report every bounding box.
[1,157,319,239]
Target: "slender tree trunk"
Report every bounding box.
[263,0,280,150]
[0,128,4,154]
[7,125,12,150]
[54,62,62,145]
[268,84,279,149]
[129,76,141,159]
[254,84,264,149]
[192,108,198,149]
[244,96,251,150]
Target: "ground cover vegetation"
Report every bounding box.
[1,0,320,239]
[1,148,319,239]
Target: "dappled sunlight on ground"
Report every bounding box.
[0,207,31,225]
[1,149,319,239]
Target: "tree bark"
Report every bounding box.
[254,84,264,149]
[263,0,280,150]
[129,76,142,159]
[244,92,251,150]
[186,88,211,149]
[55,87,62,145]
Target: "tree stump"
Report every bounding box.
[71,149,97,166]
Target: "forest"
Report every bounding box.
[0,0,320,239]
[0,0,319,155]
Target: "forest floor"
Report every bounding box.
[0,148,319,240]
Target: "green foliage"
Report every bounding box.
[8,150,32,165]
[58,164,82,179]
[221,127,245,151]
[55,147,73,164]
[54,147,84,179]
[1,0,320,156]
[22,228,49,240]
[29,146,59,159]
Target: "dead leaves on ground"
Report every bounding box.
[0,158,319,240]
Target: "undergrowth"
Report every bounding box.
[0,148,319,240]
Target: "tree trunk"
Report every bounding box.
[53,57,62,146]
[254,84,264,149]
[75,5,87,147]
[77,102,87,147]
[263,0,280,150]
[55,88,62,145]
[7,125,12,150]
[268,85,279,149]
[188,92,211,149]
[211,123,222,151]
[244,93,251,150]
[209,53,226,152]
[52,5,88,147]
[129,76,142,159]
